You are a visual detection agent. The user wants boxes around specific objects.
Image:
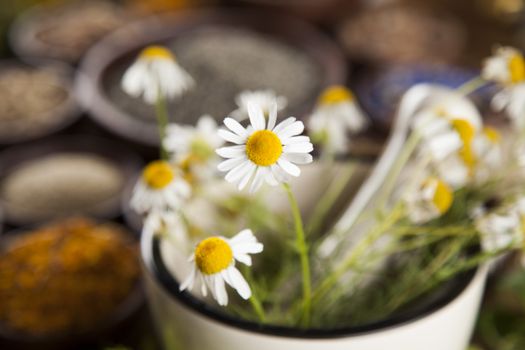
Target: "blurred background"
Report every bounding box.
[0,0,524,349]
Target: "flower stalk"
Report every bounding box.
[283,183,312,327]
[155,94,170,160]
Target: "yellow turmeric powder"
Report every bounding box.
[0,218,140,336]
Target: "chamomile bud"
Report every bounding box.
[405,177,453,224]
[121,45,194,104]
[308,86,368,154]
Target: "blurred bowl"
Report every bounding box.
[9,0,132,65]
[0,135,143,227]
[337,4,466,67]
[227,0,361,23]
[0,60,80,145]
[354,65,493,131]
[76,8,347,146]
[0,218,144,350]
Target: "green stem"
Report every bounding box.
[312,203,404,305]
[283,183,312,328]
[249,295,266,323]
[307,162,356,237]
[456,76,487,96]
[376,131,421,210]
[155,94,169,160]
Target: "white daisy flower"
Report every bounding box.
[405,177,454,224]
[130,160,191,214]
[216,102,314,193]
[230,89,287,121]
[180,229,264,306]
[477,212,521,253]
[143,210,188,248]
[412,105,482,189]
[164,115,224,181]
[482,46,525,85]
[492,83,525,130]
[308,85,368,154]
[121,45,194,104]
[472,127,502,182]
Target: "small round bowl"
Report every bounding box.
[9,0,131,65]
[0,219,144,350]
[0,135,143,227]
[354,65,495,131]
[228,0,361,23]
[76,8,347,146]
[337,4,466,67]
[0,60,80,145]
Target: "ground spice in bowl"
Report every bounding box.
[10,0,130,64]
[337,4,465,66]
[104,27,322,125]
[0,63,77,144]
[0,217,141,338]
[0,153,125,224]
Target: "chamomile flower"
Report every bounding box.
[231,90,288,121]
[405,177,454,224]
[130,160,191,214]
[143,210,188,247]
[308,86,368,154]
[491,83,525,130]
[482,46,525,85]
[472,127,503,182]
[476,198,525,254]
[121,45,194,104]
[180,229,263,306]
[476,212,521,253]
[164,115,224,181]
[216,102,313,193]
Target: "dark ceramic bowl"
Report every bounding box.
[228,0,361,23]
[354,65,495,131]
[76,8,347,146]
[0,60,80,145]
[0,220,144,350]
[0,135,143,227]
[9,0,131,65]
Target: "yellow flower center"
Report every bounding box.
[451,119,476,171]
[430,178,453,215]
[318,86,354,106]
[142,161,175,189]
[508,53,525,84]
[195,237,233,275]
[245,130,283,166]
[140,46,175,61]
[483,126,501,144]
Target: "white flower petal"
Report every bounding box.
[225,160,253,183]
[218,129,246,144]
[225,267,251,300]
[277,158,301,177]
[248,103,265,130]
[238,163,257,190]
[218,157,246,172]
[249,167,265,193]
[267,102,277,130]
[272,117,296,134]
[216,145,246,158]
[283,153,313,164]
[281,135,311,145]
[276,121,305,139]
[224,117,249,137]
[284,142,314,154]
